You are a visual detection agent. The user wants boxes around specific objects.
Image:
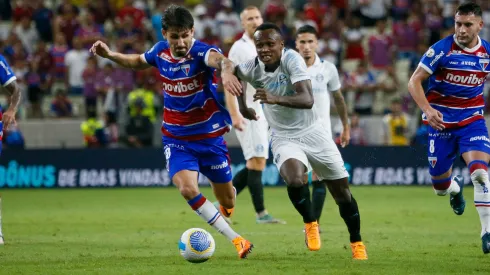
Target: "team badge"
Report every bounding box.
[181,64,190,76]
[426,48,435,58]
[255,144,264,153]
[315,73,324,82]
[278,74,288,84]
[428,157,437,168]
[479,59,490,71]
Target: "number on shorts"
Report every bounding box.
[429,140,435,154]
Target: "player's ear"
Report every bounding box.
[161,29,167,40]
[190,27,195,37]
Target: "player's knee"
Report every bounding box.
[284,174,304,188]
[246,157,266,171]
[177,183,200,201]
[469,160,489,186]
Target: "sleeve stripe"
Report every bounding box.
[2,76,16,87]
[140,54,148,64]
[418,63,433,75]
[204,48,219,67]
[291,76,311,85]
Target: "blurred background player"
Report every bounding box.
[90,5,253,259]
[295,25,366,259]
[0,53,22,245]
[223,5,284,224]
[234,23,367,259]
[408,2,490,254]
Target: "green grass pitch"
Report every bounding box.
[0,186,489,275]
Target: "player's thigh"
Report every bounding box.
[163,137,200,198]
[236,118,269,162]
[427,127,458,178]
[271,137,309,187]
[198,137,233,185]
[302,127,349,181]
[458,120,490,165]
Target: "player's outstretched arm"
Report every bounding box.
[2,80,21,129]
[206,51,242,96]
[408,66,444,130]
[90,41,151,70]
[332,89,350,147]
[253,79,314,109]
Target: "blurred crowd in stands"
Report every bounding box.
[0,0,488,148]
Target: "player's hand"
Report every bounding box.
[90,40,111,58]
[253,88,278,104]
[239,107,259,121]
[2,109,16,130]
[340,125,350,148]
[231,114,246,131]
[222,72,242,96]
[425,107,445,131]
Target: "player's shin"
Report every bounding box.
[287,182,315,222]
[337,194,362,243]
[247,169,265,214]
[232,168,248,195]
[312,180,327,223]
[187,193,239,241]
[469,161,490,237]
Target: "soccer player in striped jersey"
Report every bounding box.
[408,2,490,254]
[0,54,22,245]
[90,5,253,259]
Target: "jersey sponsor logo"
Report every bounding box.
[449,61,458,65]
[444,72,486,85]
[210,161,229,170]
[162,78,200,94]
[477,52,489,58]
[430,51,445,66]
[469,135,490,142]
[426,48,435,57]
[428,157,437,168]
[461,61,476,66]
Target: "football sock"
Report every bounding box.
[188,193,239,241]
[432,177,460,196]
[469,161,490,237]
[338,195,362,243]
[232,168,248,195]
[287,184,315,223]
[311,180,327,223]
[247,169,265,214]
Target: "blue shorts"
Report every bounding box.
[428,119,490,176]
[162,136,232,183]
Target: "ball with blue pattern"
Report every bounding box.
[179,228,215,263]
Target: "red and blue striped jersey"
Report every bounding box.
[419,35,490,128]
[141,40,231,140]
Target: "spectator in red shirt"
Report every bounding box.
[117,0,146,29]
[75,12,105,49]
[368,19,394,73]
[303,0,328,33]
[54,4,80,48]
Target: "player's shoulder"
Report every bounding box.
[480,37,490,52]
[0,54,7,63]
[281,48,303,64]
[147,41,169,55]
[319,58,337,72]
[237,56,259,72]
[426,35,454,57]
[191,40,221,55]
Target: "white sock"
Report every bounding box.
[188,194,239,241]
[448,180,461,195]
[472,169,490,237]
[433,177,460,196]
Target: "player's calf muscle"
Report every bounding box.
[212,182,235,209]
[173,171,200,200]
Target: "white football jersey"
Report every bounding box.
[228,33,264,119]
[308,55,341,135]
[236,48,316,136]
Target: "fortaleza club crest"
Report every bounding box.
[181,64,190,76]
[428,157,437,168]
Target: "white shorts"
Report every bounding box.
[270,123,348,181]
[235,118,269,160]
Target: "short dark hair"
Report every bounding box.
[255,22,283,38]
[456,2,482,17]
[296,25,318,38]
[161,5,194,31]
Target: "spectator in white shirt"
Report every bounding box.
[64,37,89,95]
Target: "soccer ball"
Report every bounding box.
[179,228,215,263]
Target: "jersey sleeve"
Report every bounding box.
[140,42,162,67]
[418,39,447,75]
[235,58,256,83]
[284,50,310,84]
[0,55,16,87]
[325,62,341,92]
